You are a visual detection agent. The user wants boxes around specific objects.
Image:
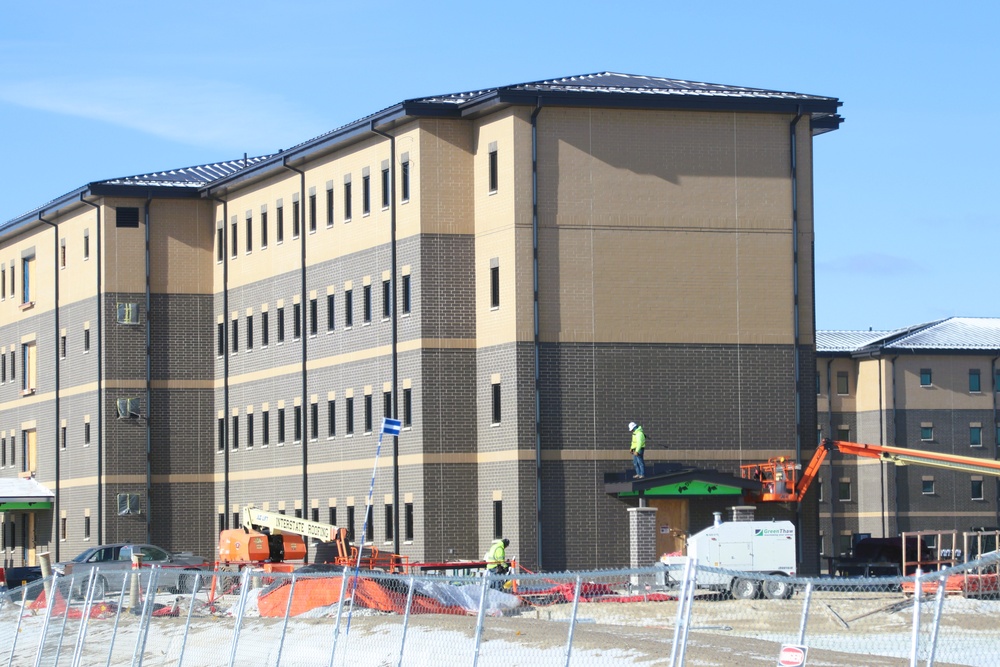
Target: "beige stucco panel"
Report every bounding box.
[419,118,474,236]
[894,355,995,410]
[0,222,57,319]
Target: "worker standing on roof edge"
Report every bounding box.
[629,421,646,479]
[484,537,510,589]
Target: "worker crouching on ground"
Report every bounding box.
[485,538,510,590]
[629,421,646,479]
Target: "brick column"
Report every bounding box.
[628,506,658,568]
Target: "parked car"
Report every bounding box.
[0,565,44,600]
[55,543,207,598]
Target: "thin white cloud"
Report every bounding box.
[0,76,327,151]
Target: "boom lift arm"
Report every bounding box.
[742,439,1000,504]
[219,504,347,564]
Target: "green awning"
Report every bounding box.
[618,480,744,498]
[0,477,54,512]
[0,501,53,510]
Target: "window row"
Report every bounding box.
[217,159,412,262]
[0,343,37,395]
[218,279,412,357]
[0,255,35,307]
[218,389,414,451]
[818,368,1000,396]
[829,477,990,502]
[821,424,1000,448]
[220,499,418,545]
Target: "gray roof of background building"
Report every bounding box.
[97,156,272,189]
[818,317,1000,355]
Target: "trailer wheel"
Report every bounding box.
[731,577,760,600]
[762,576,794,599]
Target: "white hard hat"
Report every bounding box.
[628,422,637,431]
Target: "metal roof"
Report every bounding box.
[818,318,1000,355]
[0,477,54,503]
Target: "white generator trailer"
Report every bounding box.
[660,511,796,599]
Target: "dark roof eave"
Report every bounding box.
[88,183,204,199]
[0,185,93,242]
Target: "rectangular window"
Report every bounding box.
[836,371,849,396]
[84,328,90,353]
[404,502,413,541]
[261,210,268,248]
[84,422,91,445]
[362,174,371,215]
[493,500,503,539]
[60,425,66,450]
[116,207,139,227]
[262,311,270,347]
[382,280,391,319]
[922,479,935,495]
[60,243,66,269]
[403,388,412,427]
[328,506,337,527]
[84,232,90,260]
[278,408,286,444]
[232,416,239,449]
[346,397,354,435]
[363,285,372,323]
[401,159,410,202]
[971,426,983,447]
[327,399,336,437]
[383,391,392,421]
[21,342,35,393]
[327,294,335,331]
[836,427,850,441]
[402,275,411,314]
[218,417,225,451]
[60,335,67,359]
[921,426,934,441]
[311,507,319,525]
[817,477,823,502]
[22,256,34,304]
[838,480,851,502]
[970,369,982,393]
[277,205,284,244]
[310,402,318,441]
[262,410,270,446]
[217,322,226,356]
[231,220,238,258]
[60,517,67,541]
[384,503,393,542]
[326,188,334,227]
[246,214,253,253]
[10,350,15,380]
[345,290,354,328]
[294,405,302,442]
[292,200,300,238]
[488,148,499,193]
[231,319,239,353]
[2,436,6,466]
[293,303,302,339]
[920,368,932,386]
[365,506,374,542]
[344,182,352,221]
[277,307,286,343]
[247,413,254,448]
[1,266,5,299]
[219,513,226,533]
[309,195,317,233]
[347,506,355,541]
[492,382,501,424]
[381,168,390,208]
[84,515,91,540]
[490,265,500,309]
[972,479,985,501]
[309,298,318,336]
[246,315,254,350]
[364,394,373,433]
[117,303,140,324]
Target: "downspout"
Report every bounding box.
[210,196,230,528]
[370,122,400,556]
[889,355,899,537]
[80,196,103,544]
[789,107,803,560]
[531,99,544,566]
[878,350,886,537]
[143,197,152,543]
[282,159,309,520]
[38,216,60,561]
[825,357,833,551]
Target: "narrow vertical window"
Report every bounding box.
[403,388,412,427]
[384,502,393,541]
[260,209,268,248]
[246,314,254,350]
[217,228,224,262]
[84,231,90,260]
[382,280,391,319]
[383,391,392,421]
[218,417,225,451]
[249,413,258,445]
[84,516,91,540]
[294,405,303,442]
[920,368,932,386]
[310,402,318,440]
[278,408,286,444]
[326,187,334,227]
[60,425,67,450]
[262,410,270,445]
[84,328,90,352]
[971,425,983,447]
[309,194,317,233]
[292,200,300,238]
[491,382,501,424]
[362,174,371,215]
[836,371,849,395]
[970,369,982,393]
[84,422,91,445]
[404,502,414,541]
[232,415,239,449]
[60,335,67,359]
[327,294,335,331]
[309,298,318,336]
[488,146,498,193]
[364,394,373,433]
[345,290,354,328]
[277,307,286,343]
[381,168,390,208]
[972,479,985,500]
[327,399,336,437]
[246,213,253,253]
[838,480,851,502]
[346,397,354,435]
[363,285,372,323]
[262,311,270,347]
[493,500,503,539]
[277,205,285,243]
[365,506,374,542]
[328,506,337,527]
[22,257,33,304]
[347,506,355,541]
[60,243,66,268]
[231,318,239,353]
[402,274,411,314]
[231,220,238,258]
[293,303,302,339]
[344,181,352,221]
[490,265,500,309]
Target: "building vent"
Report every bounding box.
[116,207,140,228]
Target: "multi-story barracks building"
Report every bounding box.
[0,72,843,572]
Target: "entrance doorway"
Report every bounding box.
[649,498,688,557]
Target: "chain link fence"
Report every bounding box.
[2,551,999,666]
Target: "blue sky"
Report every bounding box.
[1,1,996,331]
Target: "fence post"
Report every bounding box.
[909,568,923,667]
[135,566,162,667]
[227,568,252,667]
[925,574,947,667]
[176,572,202,667]
[675,560,698,667]
[106,574,130,667]
[797,581,813,645]
[472,572,490,667]
[53,573,77,666]
[563,574,583,667]
[328,571,353,667]
[669,558,694,667]
[6,586,28,667]
[71,568,100,667]
[275,572,297,667]
[33,571,60,667]
[397,574,416,667]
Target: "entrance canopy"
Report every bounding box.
[604,463,763,499]
[0,477,54,510]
